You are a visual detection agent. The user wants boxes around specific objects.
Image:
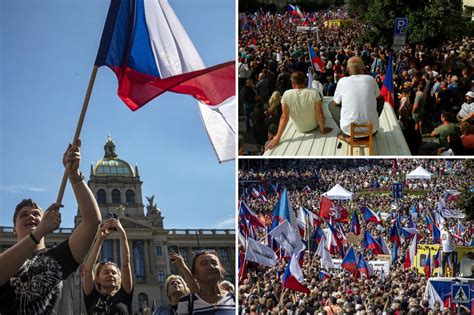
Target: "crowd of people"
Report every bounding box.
[0,140,236,314]
[238,159,473,314]
[238,6,474,155]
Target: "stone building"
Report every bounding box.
[0,137,235,314]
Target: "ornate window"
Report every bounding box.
[155,246,162,256]
[112,189,121,204]
[97,189,106,205]
[126,190,135,205]
[133,241,145,282]
[101,240,113,262]
[157,270,165,283]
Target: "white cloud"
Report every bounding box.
[0,186,46,193]
[213,216,235,229]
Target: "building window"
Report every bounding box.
[155,246,162,256]
[157,270,165,283]
[133,241,145,282]
[126,190,135,205]
[112,189,121,204]
[218,249,229,262]
[97,189,106,205]
[101,240,113,262]
[179,248,189,262]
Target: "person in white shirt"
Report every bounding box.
[457,91,474,122]
[329,56,383,142]
[440,224,456,277]
[265,71,332,150]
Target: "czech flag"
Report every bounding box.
[350,209,361,235]
[380,55,394,108]
[287,4,304,18]
[389,224,401,246]
[424,248,431,278]
[392,242,398,266]
[433,248,441,268]
[95,0,235,111]
[238,201,265,228]
[360,206,381,223]
[307,42,325,73]
[357,254,372,278]
[363,230,383,255]
[341,246,358,274]
[282,252,310,294]
[319,270,331,281]
[433,224,441,244]
[271,189,296,229]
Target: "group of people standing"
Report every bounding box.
[0,140,235,314]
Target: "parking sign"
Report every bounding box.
[395,18,408,35]
[392,182,403,199]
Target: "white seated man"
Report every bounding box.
[329,56,383,142]
[266,71,332,150]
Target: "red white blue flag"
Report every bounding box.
[380,55,394,108]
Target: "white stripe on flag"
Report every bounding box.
[144,0,205,78]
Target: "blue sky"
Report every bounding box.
[0,0,236,229]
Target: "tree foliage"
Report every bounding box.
[351,0,465,47]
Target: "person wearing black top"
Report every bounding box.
[83,219,133,314]
[0,139,102,314]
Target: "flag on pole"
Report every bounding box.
[392,242,398,266]
[357,254,373,278]
[287,4,304,18]
[403,234,417,269]
[319,270,332,281]
[380,55,394,108]
[360,206,381,223]
[282,252,310,294]
[95,0,236,162]
[362,230,383,255]
[350,209,361,235]
[268,220,305,256]
[424,248,431,278]
[433,224,441,244]
[307,42,325,72]
[316,235,336,270]
[245,238,278,267]
[271,189,297,230]
[341,246,358,274]
[433,248,440,268]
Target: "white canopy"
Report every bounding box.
[406,166,433,180]
[323,184,354,200]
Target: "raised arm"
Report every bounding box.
[0,203,62,285]
[65,139,102,263]
[82,224,112,295]
[265,103,290,150]
[170,253,200,293]
[110,219,133,294]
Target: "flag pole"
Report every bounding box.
[56,65,99,203]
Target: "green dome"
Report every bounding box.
[94,135,134,177]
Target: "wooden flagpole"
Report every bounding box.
[56,65,99,203]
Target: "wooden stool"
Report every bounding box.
[350,122,373,155]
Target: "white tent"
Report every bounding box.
[406,166,433,180]
[323,184,354,200]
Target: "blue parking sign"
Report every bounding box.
[392,182,403,199]
[394,18,408,35]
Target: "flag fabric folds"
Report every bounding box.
[403,234,418,269]
[282,252,310,294]
[95,0,235,111]
[307,42,325,72]
[380,55,394,107]
[268,220,305,256]
[272,189,297,230]
[363,230,383,255]
[361,206,381,223]
[350,209,361,235]
[319,270,332,281]
[341,246,358,274]
[245,238,278,267]
[357,254,373,278]
[424,248,431,278]
[96,0,236,162]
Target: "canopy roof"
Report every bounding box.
[323,184,354,200]
[406,166,433,180]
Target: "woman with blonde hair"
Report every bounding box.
[83,218,133,314]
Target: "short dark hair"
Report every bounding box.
[13,199,42,225]
[291,71,306,86]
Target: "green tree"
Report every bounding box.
[359,0,464,47]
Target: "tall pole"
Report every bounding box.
[56,65,99,203]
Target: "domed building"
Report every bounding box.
[0,136,235,313]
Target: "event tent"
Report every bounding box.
[406,166,433,180]
[323,184,354,200]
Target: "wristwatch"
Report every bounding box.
[69,171,85,184]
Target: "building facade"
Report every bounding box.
[0,137,235,314]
